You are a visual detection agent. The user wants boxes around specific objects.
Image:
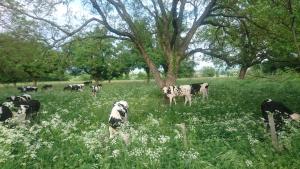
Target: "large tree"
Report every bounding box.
[1,0,230,88]
[0,33,64,85]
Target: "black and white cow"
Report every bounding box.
[0,105,13,122]
[162,85,192,106]
[0,105,29,123]
[108,100,129,143]
[21,100,40,120]
[2,99,40,120]
[63,84,84,92]
[261,99,300,131]
[190,82,209,99]
[7,94,31,102]
[42,84,53,90]
[200,83,209,100]
[17,86,38,92]
[91,84,102,97]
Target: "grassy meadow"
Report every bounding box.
[1,78,300,169]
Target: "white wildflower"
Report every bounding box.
[112,149,120,158]
[245,159,253,167]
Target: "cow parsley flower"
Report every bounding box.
[111,149,120,158]
[245,159,253,167]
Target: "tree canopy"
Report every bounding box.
[0,0,300,84]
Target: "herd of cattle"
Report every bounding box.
[0,82,102,124]
[1,81,300,145]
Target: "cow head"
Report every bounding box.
[18,105,30,114]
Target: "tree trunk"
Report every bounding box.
[145,67,150,84]
[238,66,248,79]
[165,56,180,86]
[13,82,17,87]
[136,44,165,88]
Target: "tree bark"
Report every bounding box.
[165,54,181,86]
[145,67,150,83]
[136,43,165,88]
[238,66,248,79]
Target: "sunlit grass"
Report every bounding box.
[0,78,300,168]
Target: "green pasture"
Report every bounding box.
[0,78,300,169]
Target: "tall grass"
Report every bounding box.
[0,78,300,169]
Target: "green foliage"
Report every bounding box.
[0,33,64,84]
[178,60,196,78]
[65,28,123,81]
[201,66,216,77]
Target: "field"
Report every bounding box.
[1,78,300,169]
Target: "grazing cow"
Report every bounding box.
[63,84,83,92]
[21,100,41,120]
[108,101,129,143]
[261,99,300,131]
[7,94,31,102]
[91,84,102,97]
[2,98,40,120]
[190,82,209,99]
[199,83,209,100]
[12,105,28,124]
[190,83,203,95]
[84,81,92,86]
[162,85,192,106]
[17,86,38,92]
[42,84,53,90]
[0,105,13,122]
[0,105,28,124]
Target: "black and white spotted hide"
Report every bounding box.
[0,105,28,124]
[0,105,13,122]
[200,83,209,100]
[63,84,83,92]
[108,101,129,140]
[17,86,38,92]
[162,85,192,106]
[261,99,300,131]
[22,100,41,120]
[7,94,31,102]
[91,84,102,97]
[2,99,40,121]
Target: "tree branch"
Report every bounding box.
[90,0,134,40]
[181,0,216,51]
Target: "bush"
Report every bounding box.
[201,66,216,77]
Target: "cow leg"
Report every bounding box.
[169,96,173,106]
[188,95,192,106]
[109,126,117,139]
